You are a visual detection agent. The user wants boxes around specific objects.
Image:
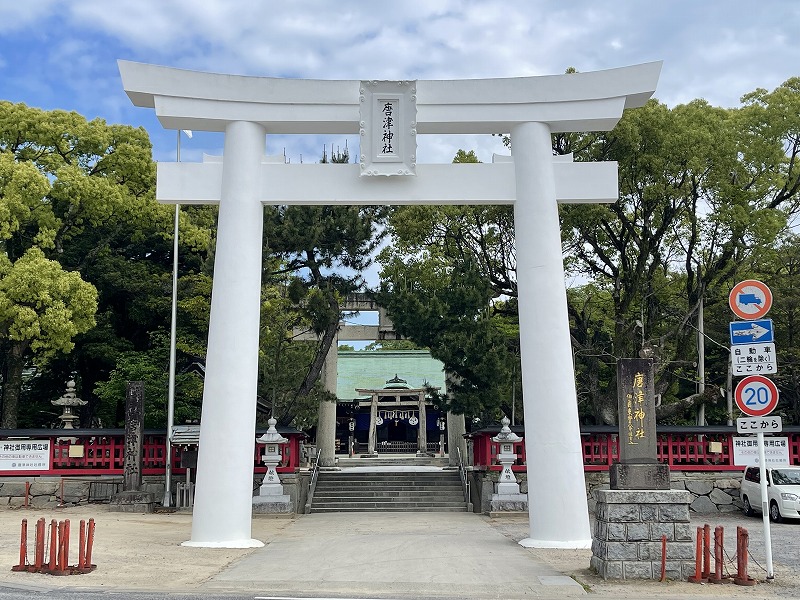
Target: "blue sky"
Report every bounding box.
[2,0,799,166]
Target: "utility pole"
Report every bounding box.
[696,296,706,426]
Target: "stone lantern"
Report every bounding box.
[52,380,87,429]
[252,418,291,513]
[490,415,527,512]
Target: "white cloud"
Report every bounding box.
[0,1,60,33]
[2,0,799,164]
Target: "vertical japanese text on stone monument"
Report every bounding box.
[616,359,657,463]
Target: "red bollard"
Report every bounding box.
[83,518,96,571]
[56,521,65,573]
[708,526,727,583]
[34,518,46,571]
[702,524,711,579]
[688,526,708,583]
[659,534,667,582]
[734,526,757,586]
[11,519,28,572]
[11,516,97,577]
[63,519,70,570]
[48,519,58,572]
[78,520,86,570]
[23,482,30,509]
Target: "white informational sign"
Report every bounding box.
[737,416,782,434]
[0,440,51,471]
[731,343,777,375]
[732,436,789,466]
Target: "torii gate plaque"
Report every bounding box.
[120,60,661,548]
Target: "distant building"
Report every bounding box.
[335,350,446,454]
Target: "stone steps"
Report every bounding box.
[310,470,467,513]
[336,456,449,467]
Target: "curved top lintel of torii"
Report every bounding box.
[118,60,662,135]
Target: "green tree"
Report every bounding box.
[0,248,97,427]
[376,149,518,421]
[562,80,800,423]
[0,101,213,428]
[378,78,800,426]
[376,249,518,420]
[256,269,330,428]
[262,144,388,404]
[362,340,423,351]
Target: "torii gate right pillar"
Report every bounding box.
[513,122,592,548]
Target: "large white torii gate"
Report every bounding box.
[119,60,661,549]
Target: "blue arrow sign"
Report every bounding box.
[730,319,774,344]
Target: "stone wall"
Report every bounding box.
[1,474,311,513]
[0,476,162,508]
[471,470,742,516]
[585,471,742,516]
[3,469,742,516]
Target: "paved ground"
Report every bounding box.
[0,505,797,599]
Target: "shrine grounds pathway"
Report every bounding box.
[0,505,798,599]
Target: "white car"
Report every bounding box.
[740,466,800,522]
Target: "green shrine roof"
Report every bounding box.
[336,350,445,400]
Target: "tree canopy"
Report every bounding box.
[3,75,800,431]
[378,77,800,426]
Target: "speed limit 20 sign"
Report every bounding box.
[734,375,779,417]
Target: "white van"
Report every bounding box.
[740,466,800,522]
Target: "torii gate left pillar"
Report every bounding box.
[119,60,661,548]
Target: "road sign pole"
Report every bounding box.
[757,431,774,580]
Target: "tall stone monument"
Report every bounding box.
[611,359,669,489]
[110,381,155,512]
[591,359,694,580]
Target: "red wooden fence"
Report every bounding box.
[0,429,304,477]
[4,426,800,477]
[466,426,800,472]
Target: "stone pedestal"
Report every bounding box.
[490,493,528,513]
[252,494,292,514]
[590,489,695,580]
[109,490,155,513]
[610,463,670,490]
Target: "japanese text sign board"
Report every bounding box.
[737,416,782,434]
[735,375,779,417]
[732,436,789,467]
[359,80,417,177]
[730,343,777,375]
[616,358,657,464]
[729,319,774,345]
[0,440,51,471]
[729,280,773,320]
